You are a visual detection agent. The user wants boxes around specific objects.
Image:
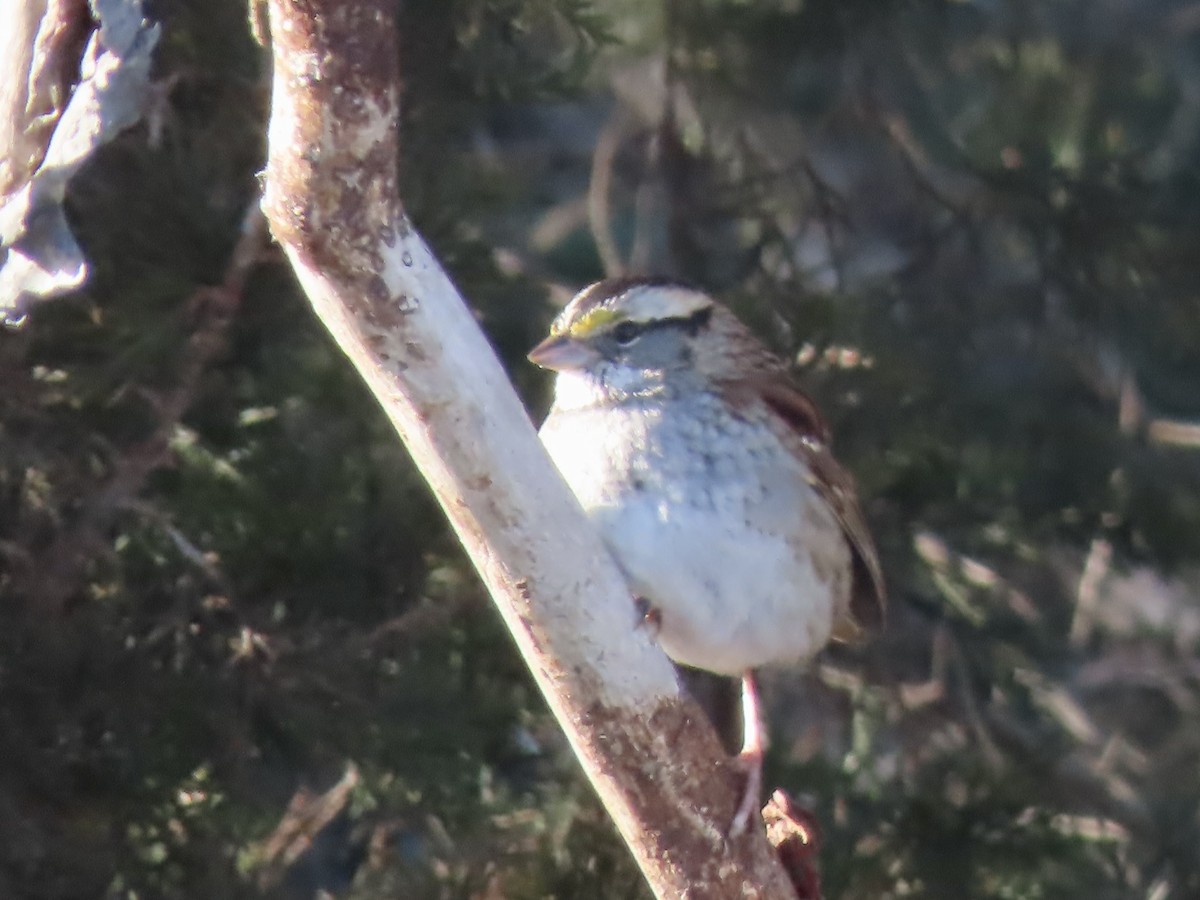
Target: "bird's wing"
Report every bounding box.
[726,375,886,636]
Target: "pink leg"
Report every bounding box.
[730,669,765,836]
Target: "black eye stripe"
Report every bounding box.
[608,306,713,342]
[612,320,641,344]
[681,305,714,335]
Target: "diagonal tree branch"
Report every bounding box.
[260,1,799,896]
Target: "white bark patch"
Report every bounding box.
[347,93,397,158]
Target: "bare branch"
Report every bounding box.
[588,107,630,277]
[255,761,362,890]
[1147,417,1200,449]
[260,2,798,896]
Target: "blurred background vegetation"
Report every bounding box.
[3,0,1200,897]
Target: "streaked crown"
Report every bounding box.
[551,277,714,339]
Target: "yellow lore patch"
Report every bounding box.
[559,306,620,338]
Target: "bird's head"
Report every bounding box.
[529,278,761,405]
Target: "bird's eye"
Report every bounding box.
[611,321,642,345]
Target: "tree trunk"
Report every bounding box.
[260,1,799,897]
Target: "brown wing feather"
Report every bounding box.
[729,376,886,635]
[756,378,832,444]
[793,437,886,633]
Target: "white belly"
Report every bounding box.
[539,391,848,676]
[594,499,837,675]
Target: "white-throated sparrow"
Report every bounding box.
[528,277,885,834]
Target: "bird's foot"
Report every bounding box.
[728,745,764,838]
[633,596,662,640]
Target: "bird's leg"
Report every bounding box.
[729,669,766,837]
[633,595,662,640]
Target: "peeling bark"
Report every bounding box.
[260,1,799,896]
[0,0,160,323]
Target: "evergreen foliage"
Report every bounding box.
[2,0,1199,897]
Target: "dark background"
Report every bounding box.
[3,1,1200,897]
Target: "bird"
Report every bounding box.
[527,276,885,835]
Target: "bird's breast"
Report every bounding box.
[538,395,852,674]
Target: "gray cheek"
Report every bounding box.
[624,329,691,371]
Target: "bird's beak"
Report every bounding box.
[527,334,601,371]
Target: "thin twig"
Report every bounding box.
[1070,538,1113,647]
[588,107,630,276]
